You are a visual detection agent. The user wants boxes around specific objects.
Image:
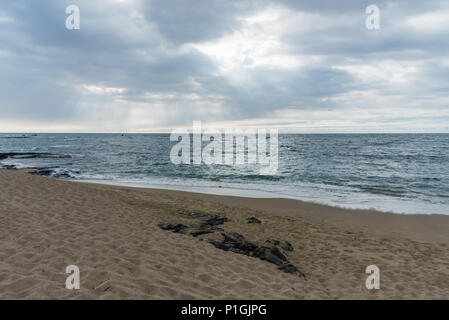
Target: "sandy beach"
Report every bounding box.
[0,168,448,299]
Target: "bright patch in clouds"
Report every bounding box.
[188,6,304,73]
[404,11,449,33]
[77,85,127,95]
[333,61,420,85]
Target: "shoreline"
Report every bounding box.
[74,177,449,245]
[2,151,448,216]
[1,169,448,299]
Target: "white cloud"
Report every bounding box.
[76,85,127,95]
[332,61,420,85]
[403,11,449,33]
[186,5,307,73]
[0,10,14,23]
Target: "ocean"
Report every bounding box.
[1,133,448,215]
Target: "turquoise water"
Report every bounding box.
[1,133,448,214]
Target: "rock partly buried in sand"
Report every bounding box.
[188,228,218,237]
[247,217,262,224]
[266,239,294,252]
[208,232,306,278]
[158,223,189,234]
[161,211,229,237]
[177,210,230,227]
[219,232,258,253]
[158,211,306,279]
[278,264,304,277]
[254,246,287,265]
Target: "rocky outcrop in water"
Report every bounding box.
[1,164,17,170]
[158,211,306,279]
[0,153,74,178]
[0,152,71,160]
[29,167,75,178]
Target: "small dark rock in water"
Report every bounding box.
[247,217,262,224]
[29,167,74,179]
[1,165,16,170]
[158,223,188,234]
[55,173,71,178]
[31,168,54,176]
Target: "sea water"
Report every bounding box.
[1,133,448,215]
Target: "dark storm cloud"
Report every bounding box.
[142,0,251,44]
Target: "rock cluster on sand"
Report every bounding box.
[247,217,262,224]
[266,239,294,252]
[158,211,306,279]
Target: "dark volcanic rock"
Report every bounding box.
[278,264,306,279]
[1,164,16,170]
[30,167,56,176]
[247,217,262,224]
[207,239,231,251]
[177,211,230,227]
[34,170,54,176]
[0,152,71,160]
[55,172,71,178]
[158,211,306,279]
[254,246,287,266]
[29,168,74,179]
[266,239,294,252]
[189,228,217,237]
[158,223,188,234]
[210,232,305,278]
[221,232,257,253]
[199,215,229,228]
[279,241,294,252]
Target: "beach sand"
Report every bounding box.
[0,169,448,299]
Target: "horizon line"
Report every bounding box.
[1,132,449,135]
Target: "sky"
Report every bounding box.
[0,0,448,133]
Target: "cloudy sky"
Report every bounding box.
[1,0,448,133]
